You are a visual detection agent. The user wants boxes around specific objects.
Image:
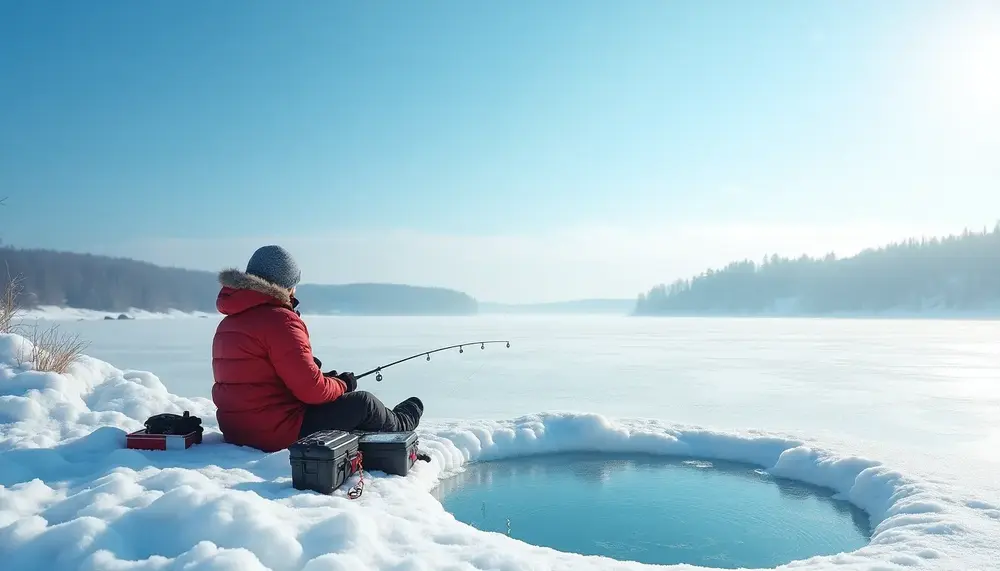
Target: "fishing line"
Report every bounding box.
[463,359,488,383]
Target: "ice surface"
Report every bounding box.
[2,328,999,570]
[49,316,1000,497]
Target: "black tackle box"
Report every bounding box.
[289,430,361,494]
[355,431,420,476]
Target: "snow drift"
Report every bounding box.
[0,332,996,570]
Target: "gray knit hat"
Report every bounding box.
[245,245,301,289]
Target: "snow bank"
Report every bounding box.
[19,306,214,321]
[1,333,996,571]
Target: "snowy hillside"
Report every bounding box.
[1,332,997,570]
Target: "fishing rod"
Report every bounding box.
[355,340,511,382]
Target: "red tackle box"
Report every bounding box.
[125,411,205,451]
[126,428,203,451]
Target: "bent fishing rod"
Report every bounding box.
[355,340,511,382]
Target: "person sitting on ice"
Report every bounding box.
[211,244,424,452]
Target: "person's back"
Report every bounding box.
[211,245,424,453]
[212,265,347,451]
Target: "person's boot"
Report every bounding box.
[392,397,423,431]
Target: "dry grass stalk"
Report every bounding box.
[19,321,90,374]
[1,275,23,334]
[1,259,91,374]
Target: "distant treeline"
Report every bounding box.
[296,283,477,316]
[0,247,479,315]
[635,224,1000,316]
[0,248,219,312]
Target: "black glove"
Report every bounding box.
[313,356,323,369]
[335,371,357,393]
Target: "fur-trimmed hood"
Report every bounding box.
[218,268,292,306]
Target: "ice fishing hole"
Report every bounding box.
[432,453,871,569]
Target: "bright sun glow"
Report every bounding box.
[923,7,1000,126]
[939,28,1000,114]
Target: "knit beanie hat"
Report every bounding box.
[245,245,302,290]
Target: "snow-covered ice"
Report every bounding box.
[2,325,999,570]
[18,306,212,322]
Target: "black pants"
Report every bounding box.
[298,391,423,438]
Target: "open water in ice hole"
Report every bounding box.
[432,453,872,569]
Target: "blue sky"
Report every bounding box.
[2,1,998,303]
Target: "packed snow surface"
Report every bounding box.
[1,332,998,570]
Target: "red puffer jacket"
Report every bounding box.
[211,269,347,452]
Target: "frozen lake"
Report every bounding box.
[49,314,1000,496]
[5,313,1000,569]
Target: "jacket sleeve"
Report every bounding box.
[267,310,347,404]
